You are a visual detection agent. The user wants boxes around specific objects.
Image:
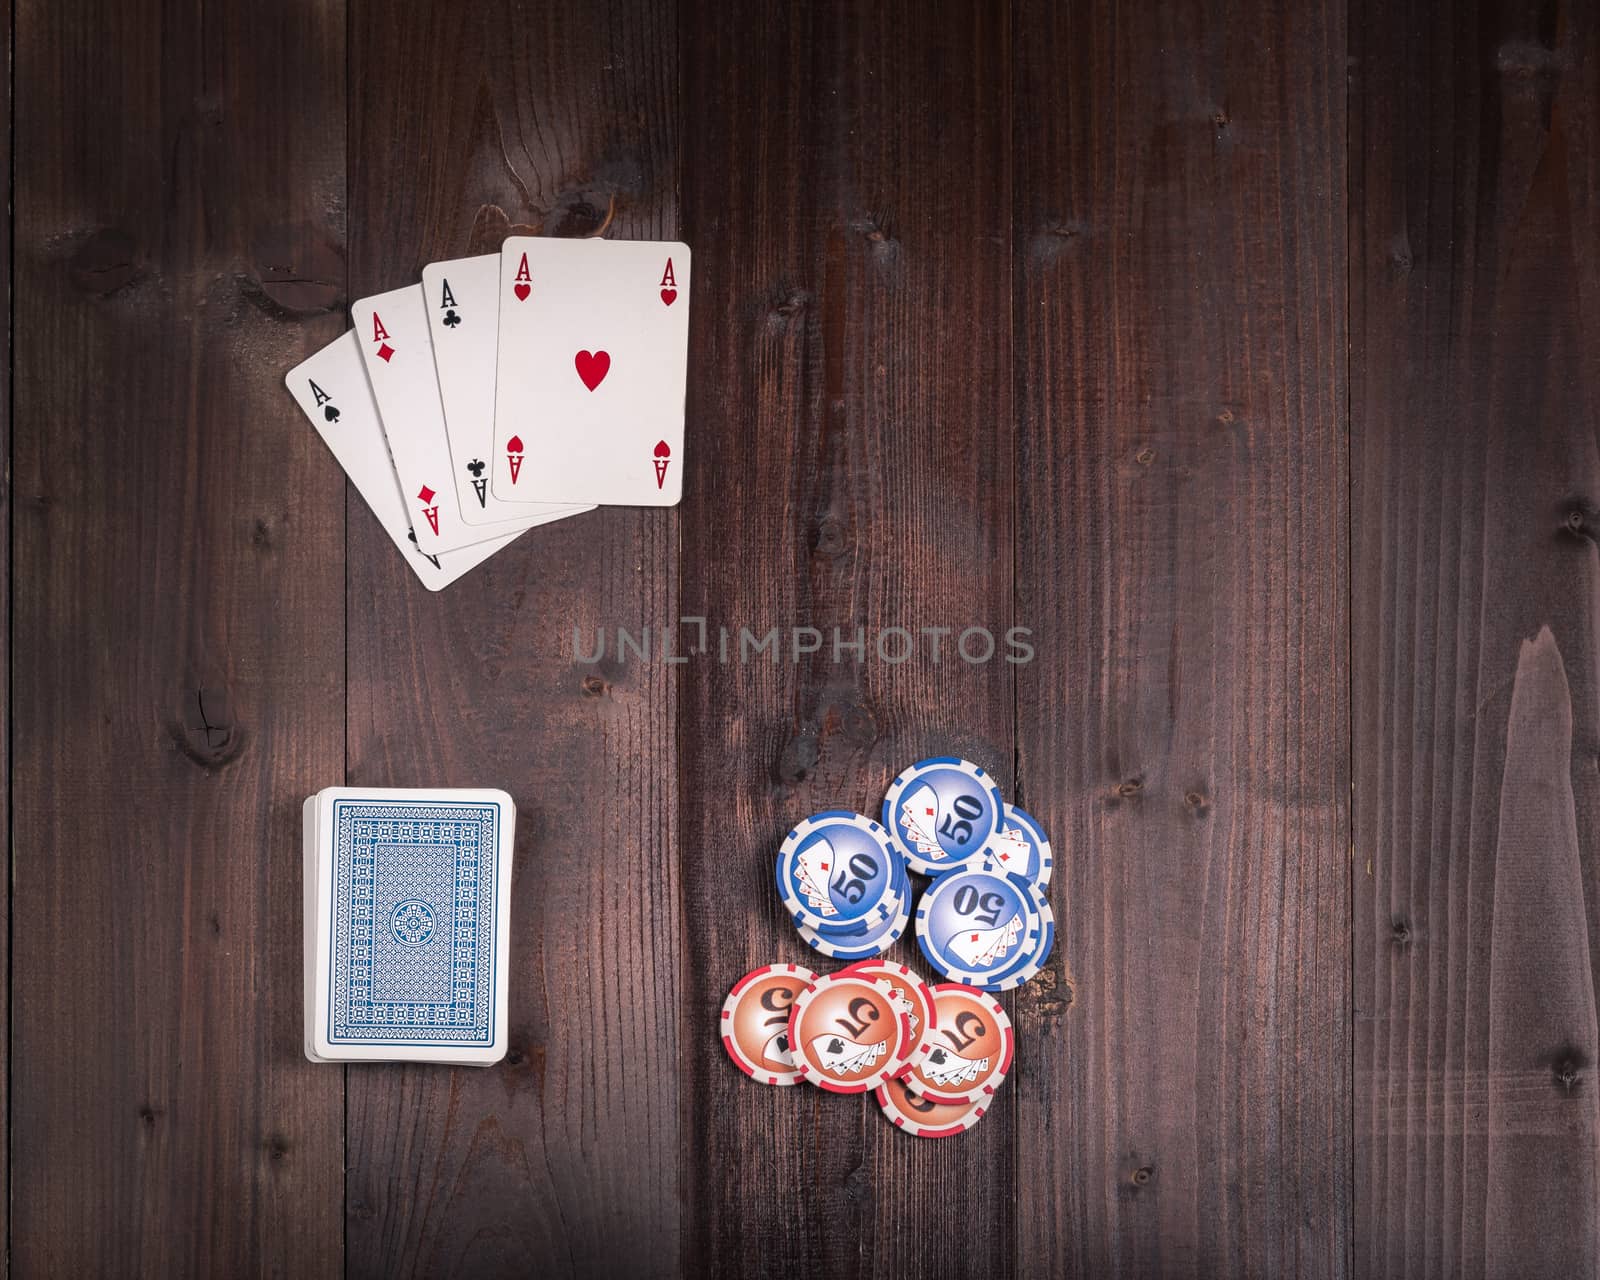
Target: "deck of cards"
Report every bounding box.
[303,787,516,1064]
[285,236,691,589]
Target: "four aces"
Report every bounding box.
[287,236,685,589]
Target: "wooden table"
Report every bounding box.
[7,0,1596,1275]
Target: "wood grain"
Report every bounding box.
[0,1,10,1269]
[1484,630,1598,1275]
[8,0,348,1272]
[342,3,682,1275]
[1013,1,1352,1275]
[1351,3,1600,1275]
[677,3,1016,1277]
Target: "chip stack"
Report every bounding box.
[881,757,1055,990]
[775,811,911,959]
[723,755,1055,1138]
[720,959,1011,1139]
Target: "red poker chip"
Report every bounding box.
[838,958,937,1078]
[875,1075,987,1138]
[787,971,911,1095]
[902,983,1014,1105]
[720,962,817,1086]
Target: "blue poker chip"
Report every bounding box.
[777,810,902,933]
[798,850,910,937]
[797,882,912,959]
[984,804,1053,888]
[882,757,1006,875]
[914,864,1042,986]
[982,892,1055,992]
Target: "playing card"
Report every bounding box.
[808,1034,887,1076]
[284,330,523,590]
[352,284,571,554]
[307,787,515,1065]
[796,841,838,915]
[986,825,1029,874]
[897,785,942,858]
[492,236,690,507]
[919,1046,988,1089]
[948,916,1023,968]
[303,796,326,1062]
[422,255,595,527]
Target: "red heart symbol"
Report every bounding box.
[574,349,610,391]
[514,282,531,301]
[660,288,677,306]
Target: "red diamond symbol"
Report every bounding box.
[417,485,436,504]
[377,342,395,362]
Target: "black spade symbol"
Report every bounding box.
[443,309,461,328]
[323,404,340,423]
[928,1048,948,1066]
[405,528,441,568]
[467,458,486,477]
[775,1033,789,1054]
[826,1037,845,1055]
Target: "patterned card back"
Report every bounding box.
[327,798,501,1047]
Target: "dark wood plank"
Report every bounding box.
[9,0,348,1272]
[0,0,11,1268]
[1012,1,1351,1275]
[678,4,1015,1277]
[1351,3,1600,1275]
[343,3,681,1275]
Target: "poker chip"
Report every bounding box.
[985,893,1055,993]
[795,890,911,959]
[736,756,1056,1131]
[902,983,1014,1105]
[882,757,1006,875]
[720,962,818,1086]
[914,863,1042,987]
[985,804,1053,888]
[777,810,903,933]
[799,845,910,934]
[839,958,938,1076]
[794,850,911,959]
[875,1074,987,1138]
[787,971,911,1094]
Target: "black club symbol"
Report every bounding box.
[467,458,486,477]
[443,309,461,328]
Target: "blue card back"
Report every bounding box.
[326,797,502,1048]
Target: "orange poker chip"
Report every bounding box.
[876,1074,987,1138]
[838,959,937,1077]
[902,983,1014,1105]
[787,971,911,1094]
[720,963,818,1086]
